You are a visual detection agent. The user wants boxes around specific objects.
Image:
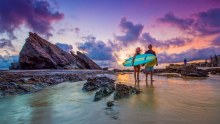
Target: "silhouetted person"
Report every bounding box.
[144,44,158,84]
[133,47,141,82]
[184,58,187,66]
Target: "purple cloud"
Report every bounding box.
[158,12,193,30]
[74,27,80,33]
[78,36,114,61]
[0,0,64,39]
[140,32,190,48]
[116,17,144,45]
[158,8,220,36]
[56,43,73,53]
[0,39,13,48]
[194,8,220,35]
[211,36,220,46]
[158,47,220,63]
[114,18,190,48]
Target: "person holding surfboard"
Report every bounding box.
[133,47,141,82]
[144,44,158,83]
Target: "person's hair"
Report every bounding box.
[136,47,141,53]
[148,44,152,49]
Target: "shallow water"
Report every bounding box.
[0,73,220,124]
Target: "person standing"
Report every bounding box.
[132,47,141,82]
[144,44,158,83]
[184,58,187,66]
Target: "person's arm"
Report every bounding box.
[142,51,147,66]
[154,51,158,66]
[132,53,136,66]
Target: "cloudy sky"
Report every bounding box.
[0,0,220,69]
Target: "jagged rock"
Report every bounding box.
[106,101,114,107]
[82,76,115,92]
[94,85,115,101]
[19,32,101,70]
[71,51,101,70]
[114,83,141,100]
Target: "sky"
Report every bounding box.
[0,0,220,69]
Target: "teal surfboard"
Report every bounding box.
[123,54,156,67]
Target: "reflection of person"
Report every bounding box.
[132,47,141,82]
[144,44,158,83]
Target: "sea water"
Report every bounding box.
[0,73,220,124]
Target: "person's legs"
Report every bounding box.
[137,66,140,81]
[149,66,154,83]
[145,72,148,84]
[134,66,137,82]
[150,71,153,83]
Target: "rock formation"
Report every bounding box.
[82,76,115,92]
[153,65,209,77]
[114,83,141,100]
[71,51,102,70]
[19,32,101,69]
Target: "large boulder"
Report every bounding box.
[19,32,101,70]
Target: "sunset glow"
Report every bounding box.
[0,0,220,69]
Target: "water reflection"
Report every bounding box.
[29,90,53,124]
[0,73,220,124]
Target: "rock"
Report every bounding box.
[106,101,114,107]
[157,73,181,77]
[102,67,108,70]
[71,51,101,70]
[154,65,209,77]
[206,68,220,75]
[9,62,20,70]
[0,70,109,98]
[180,69,208,77]
[19,32,101,70]
[82,76,115,92]
[114,83,141,100]
[17,84,38,92]
[0,82,18,95]
[94,84,115,101]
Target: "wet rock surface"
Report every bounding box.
[106,101,114,107]
[0,70,110,98]
[82,77,115,92]
[180,69,208,77]
[82,77,142,102]
[94,86,115,101]
[154,65,209,77]
[206,68,220,75]
[114,83,141,100]
[82,76,116,101]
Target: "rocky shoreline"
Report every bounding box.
[113,65,220,77]
[0,70,113,98]
[154,65,220,77]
